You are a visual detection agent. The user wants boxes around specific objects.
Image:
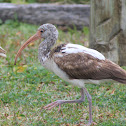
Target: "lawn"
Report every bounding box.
[0,21,126,126]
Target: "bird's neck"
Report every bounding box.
[38,37,56,63]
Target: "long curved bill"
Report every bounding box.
[14,31,41,65]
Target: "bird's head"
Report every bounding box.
[14,23,58,65]
[38,23,58,40]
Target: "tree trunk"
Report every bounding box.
[90,0,126,66]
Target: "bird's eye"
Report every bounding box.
[40,30,44,33]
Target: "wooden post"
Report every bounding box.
[90,0,126,66]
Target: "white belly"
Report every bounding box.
[41,59,112,88]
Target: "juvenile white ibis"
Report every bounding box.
[0,46,6,58]
[14,24,126,125]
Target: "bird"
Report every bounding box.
[0,46,6,58]
[14,23,126,125]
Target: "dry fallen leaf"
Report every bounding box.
[13,65,27,73]
[110,89,115,95]
[16,31,21,36]
[17,116,22,119]
[29,42,35,46]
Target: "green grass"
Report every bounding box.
[0,21,126,125]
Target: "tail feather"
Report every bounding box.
[106,60,126,84]
[111,65,126,84]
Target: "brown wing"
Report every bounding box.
[54,52,126,83]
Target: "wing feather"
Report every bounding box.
[54,52,126,82]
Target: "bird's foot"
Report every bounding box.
[43,100,63,111]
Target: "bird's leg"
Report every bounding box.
[83,88,92,125]
[43,88,85,111]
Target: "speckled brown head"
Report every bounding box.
[14,23,58,65]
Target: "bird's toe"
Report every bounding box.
[43,100,61,110]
